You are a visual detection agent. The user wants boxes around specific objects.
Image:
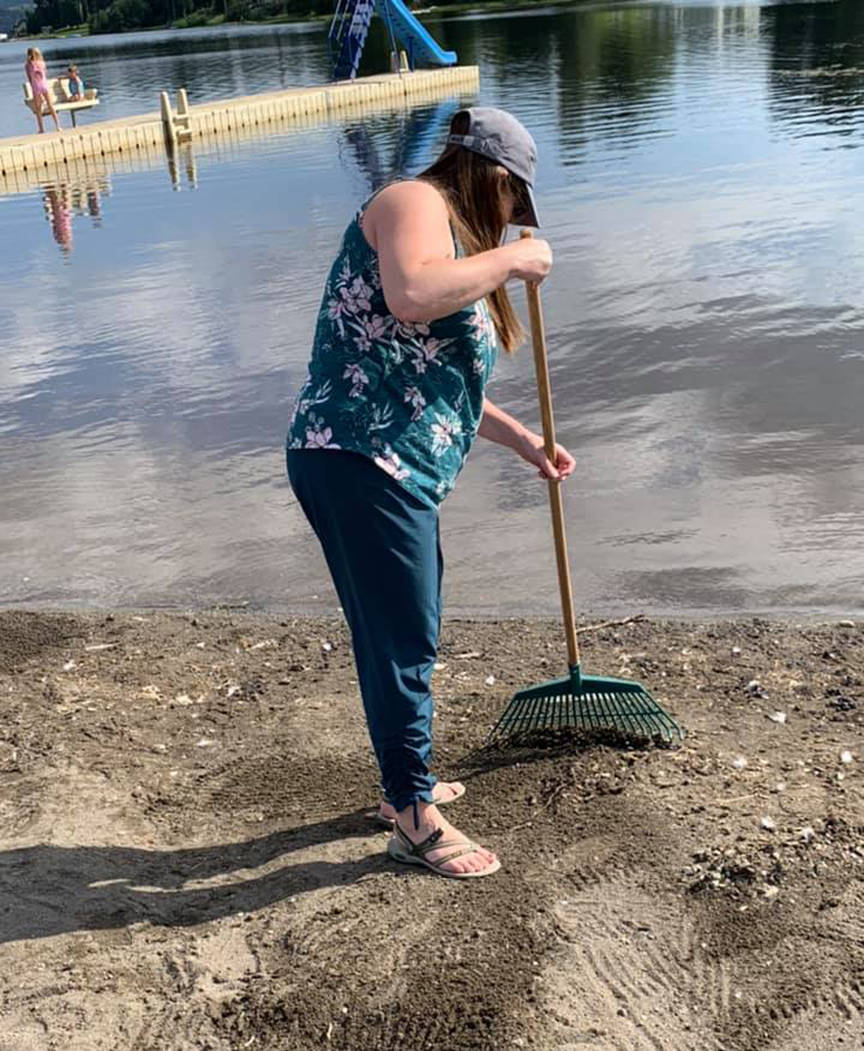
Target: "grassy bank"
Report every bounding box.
[17,22,90,38]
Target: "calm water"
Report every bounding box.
[2,0,864,617]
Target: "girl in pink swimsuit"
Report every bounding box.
[25,48,61,134]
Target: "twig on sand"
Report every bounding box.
[575,614,647,636]
[509,780,569,833]
[712,793,757,807]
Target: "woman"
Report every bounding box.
[25,48,61,134]
[286,107,574,880]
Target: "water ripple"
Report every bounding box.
[2,1,864,615]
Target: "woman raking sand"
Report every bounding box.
[287,108,575,879]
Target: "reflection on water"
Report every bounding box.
[341,99,462,191]
[2,0,864,617]
[25,151,198,256]
[40,178,109,255]
[21,97,448,256]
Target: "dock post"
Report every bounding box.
[160,91,177,151]
[176,88,192,142]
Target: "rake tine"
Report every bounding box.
[594,688,614,734]
[568,689,581,732]
[527,688,546,734]
[644,702,668,739]
[512,694,530,736]
[629,690,651,734]
[627,691,651,739]
[587,685,604,733]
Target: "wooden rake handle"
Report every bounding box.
[521,229,581,668]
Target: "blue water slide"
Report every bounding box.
[375,0,457,68]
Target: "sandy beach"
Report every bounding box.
[0,608,862,1049]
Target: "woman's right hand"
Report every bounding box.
[507,236,553,284]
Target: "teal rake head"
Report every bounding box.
[488,665,685,747]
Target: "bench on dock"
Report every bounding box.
[22,78,99,128]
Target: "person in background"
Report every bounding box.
[25,47,61,134]
[67,64,85,99]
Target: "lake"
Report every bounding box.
[1,0,863,617]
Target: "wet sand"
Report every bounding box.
[1,609,862,1050]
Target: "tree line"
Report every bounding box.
[22,0,334,35]
[20,0,480,35]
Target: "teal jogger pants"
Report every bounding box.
[286,449,439,812]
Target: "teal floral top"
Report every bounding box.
[287,200,499,510]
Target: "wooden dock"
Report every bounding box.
[0,66,479,192]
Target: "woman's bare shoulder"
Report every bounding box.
[367,179,448,219]
[362,179,451,250]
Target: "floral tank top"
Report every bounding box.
[287,199,498,510]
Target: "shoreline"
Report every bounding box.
[12,0,597,40]
[1,599,862,623]
[1,607,862,1047]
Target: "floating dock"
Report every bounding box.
[0,66,479,191]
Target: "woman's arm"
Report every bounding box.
[362,180,552,323]
[478,398,575,481]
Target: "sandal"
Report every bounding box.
[374,783,466,829]
[387,821,501,880]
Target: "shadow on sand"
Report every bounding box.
[0,809,388,944]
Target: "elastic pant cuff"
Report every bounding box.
[388,788,436,815]
[381,774,437,807]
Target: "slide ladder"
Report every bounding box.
[328,0,456,80]
[329,0,377,81]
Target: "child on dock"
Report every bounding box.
[66,65,85,99]
[25,48,61,134]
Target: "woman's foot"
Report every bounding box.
[377,780,464,825]
[390,801,499,878]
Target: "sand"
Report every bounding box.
[0,609,862,1050]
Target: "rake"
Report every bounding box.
[487,233,685,747]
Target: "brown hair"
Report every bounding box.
[418,112,524,354]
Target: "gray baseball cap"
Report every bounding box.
[446,106,540,227]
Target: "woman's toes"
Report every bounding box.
[447,856,475,874]
[442,847,495,874]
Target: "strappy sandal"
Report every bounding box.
[374,783,466,829]
[387,821,501,880]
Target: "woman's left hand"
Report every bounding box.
[518,433,576,481]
